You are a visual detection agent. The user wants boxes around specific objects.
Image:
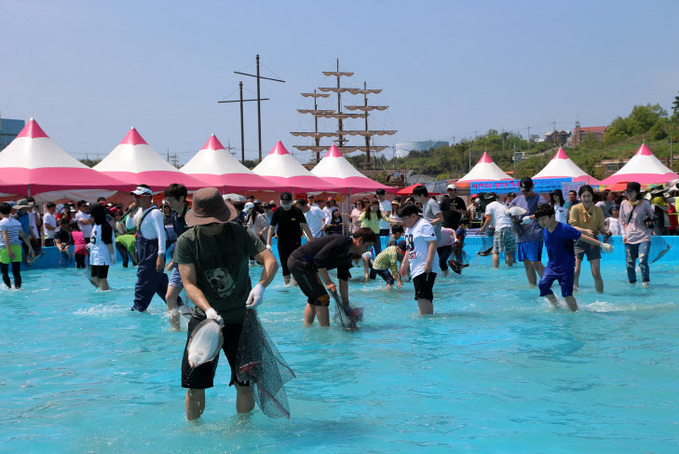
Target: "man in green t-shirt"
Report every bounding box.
[174,188,278,421]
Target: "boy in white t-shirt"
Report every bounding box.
[398,204,439,315]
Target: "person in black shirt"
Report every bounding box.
[441,184,467,229]
[288,227,377,327]
[266,192,312,285]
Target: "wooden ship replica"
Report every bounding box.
[291,60,396,167]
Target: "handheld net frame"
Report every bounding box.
[330,290,363,331]
[236,309,296,419]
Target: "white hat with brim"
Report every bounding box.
[130,186,153,196]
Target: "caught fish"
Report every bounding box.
[506,206,528,218]
[187,319,224,368]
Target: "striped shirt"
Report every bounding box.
[0,218,22,249]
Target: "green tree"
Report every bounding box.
[672,91,679,118]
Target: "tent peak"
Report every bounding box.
[324,145,342,158]
[554,148,569,160]
[269,141,291,156]
[120,127,148,146]
[635,143,653,157]
[17,118,49,139]
[479,152,494,163]
[203,134,225,151]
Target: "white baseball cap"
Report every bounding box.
[447,184,457,190]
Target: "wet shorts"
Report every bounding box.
[168,264,184,288]
[413,272,436,301]
[0,244,22,264]
[181,316,248,389]
[538,265,574,298]
[574,240,601,262]
[287,258,331,306]
[492,227,517,254]
[90,265,109,279]
[516,241,543,262]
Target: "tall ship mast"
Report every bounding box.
[291,59,396,167]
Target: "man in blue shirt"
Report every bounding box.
[535,204,612,311]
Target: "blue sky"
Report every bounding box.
[2,0,678,164]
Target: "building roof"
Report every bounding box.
[578,126,607,133]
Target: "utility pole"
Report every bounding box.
[218,82,270,164]
[234,54,285,160]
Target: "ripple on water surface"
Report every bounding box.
[0,259,678,452]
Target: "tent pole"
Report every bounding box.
[27,184,31,197]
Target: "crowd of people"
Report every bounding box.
[1,177,677,419]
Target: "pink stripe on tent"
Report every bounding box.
[120,127,149,146]
[635,143,653,157]
[553,148,569,160]
[204,135,224,150]
[600,172,678,185]
[270,142,291,155]
[479,152,493,163]
[99,170,204,192]
[324,145,344,158]
[17,118,49,139]
[0,167,132,196]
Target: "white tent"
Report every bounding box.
[180,135,281,192]
[457,152,512,182]
[252,141,343,193]
[311,145,393,193]
[533,148,600,184]
[94,127,202,191]
[0,118,130,200]
[601,143,678,185]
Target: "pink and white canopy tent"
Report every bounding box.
[180,135,282,193]
[252,141,343,193]
[310,145,395,194]
[533,148,600,184]
[0,118,132,199]
[456,152,513,183]
[94,128,203,191]
[600,143,678,186]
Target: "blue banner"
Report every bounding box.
[468,177,572,194]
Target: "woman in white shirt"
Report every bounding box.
[550,189,568,224]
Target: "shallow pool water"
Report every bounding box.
[1,253,678,453]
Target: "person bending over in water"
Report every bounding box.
[288,228,376,327]
[535,204,612,312]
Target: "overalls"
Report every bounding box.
[132,208,169,312]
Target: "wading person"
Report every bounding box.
[0,202,34,289]
[87,204,116,291]
[266,192,312,286]
[126,185,168,312]
[287,227,376,327]
[164,183,189,330]
[535,204,612,311]
[568,185,606,293]
[508,177,547,286]
[175,187,278,420]
[619,182,655,287]
[398,204,438,315]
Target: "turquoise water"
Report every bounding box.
[1,253,678,453]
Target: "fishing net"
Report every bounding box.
[186,319,224,368]
[330,290,362,331]
[650,236,671,263]
[477,229,494,256]
[236,309,296,419]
